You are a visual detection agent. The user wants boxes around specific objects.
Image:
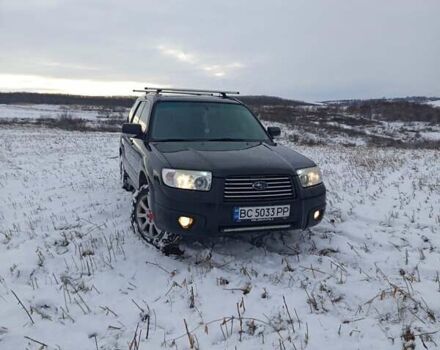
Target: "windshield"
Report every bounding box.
[150,101,270,142]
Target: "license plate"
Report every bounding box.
[233,205,290,222]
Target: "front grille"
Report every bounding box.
[224,175,294,201]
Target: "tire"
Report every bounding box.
[120,160,133,192]
[131,184,183,256]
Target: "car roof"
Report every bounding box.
[138,94,241,104]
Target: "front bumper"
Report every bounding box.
[151,177,326,237]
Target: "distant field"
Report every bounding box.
[0,103,125,121]
[0,104,127,132]
[428,99,440,108]
[1,102,440,148]
[1,125,439,349]
[0,103,128,121]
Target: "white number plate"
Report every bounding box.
[233,205,290,222]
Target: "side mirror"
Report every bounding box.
[267,126,281,138]
[122,123,143,138]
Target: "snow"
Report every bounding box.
[419,131,440,141]
[427,100,440,108]
[0,125,439,349]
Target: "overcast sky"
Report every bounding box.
[0,0,439,101]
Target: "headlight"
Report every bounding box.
[296,166,322,187]
[162,168,212,191]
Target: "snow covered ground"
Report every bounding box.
[0,125,439,349]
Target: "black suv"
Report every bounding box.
[120,88,326,254]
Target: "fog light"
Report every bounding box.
[313,210,322,220]
[178,216,194,229]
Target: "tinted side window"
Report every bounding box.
[139,101,151,132]
[129,101,141,123]
[132,102,145,124]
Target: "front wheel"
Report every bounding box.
[131,184,183,256]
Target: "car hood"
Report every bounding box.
[151,141,315,177]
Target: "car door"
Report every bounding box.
[123,101,145,180]
[130,100,152,183]
[121,101,139,174]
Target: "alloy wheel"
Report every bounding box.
[135,192,158,240]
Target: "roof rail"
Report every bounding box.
[133,87,240,98]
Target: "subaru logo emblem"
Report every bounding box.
[252,181,268,191]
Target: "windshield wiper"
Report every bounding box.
[154,138,201,142]
[153,138,264,142]
[203,138,257,142]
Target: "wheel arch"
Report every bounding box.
[139,171,148,187]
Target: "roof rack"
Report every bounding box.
[133,87,240,98]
